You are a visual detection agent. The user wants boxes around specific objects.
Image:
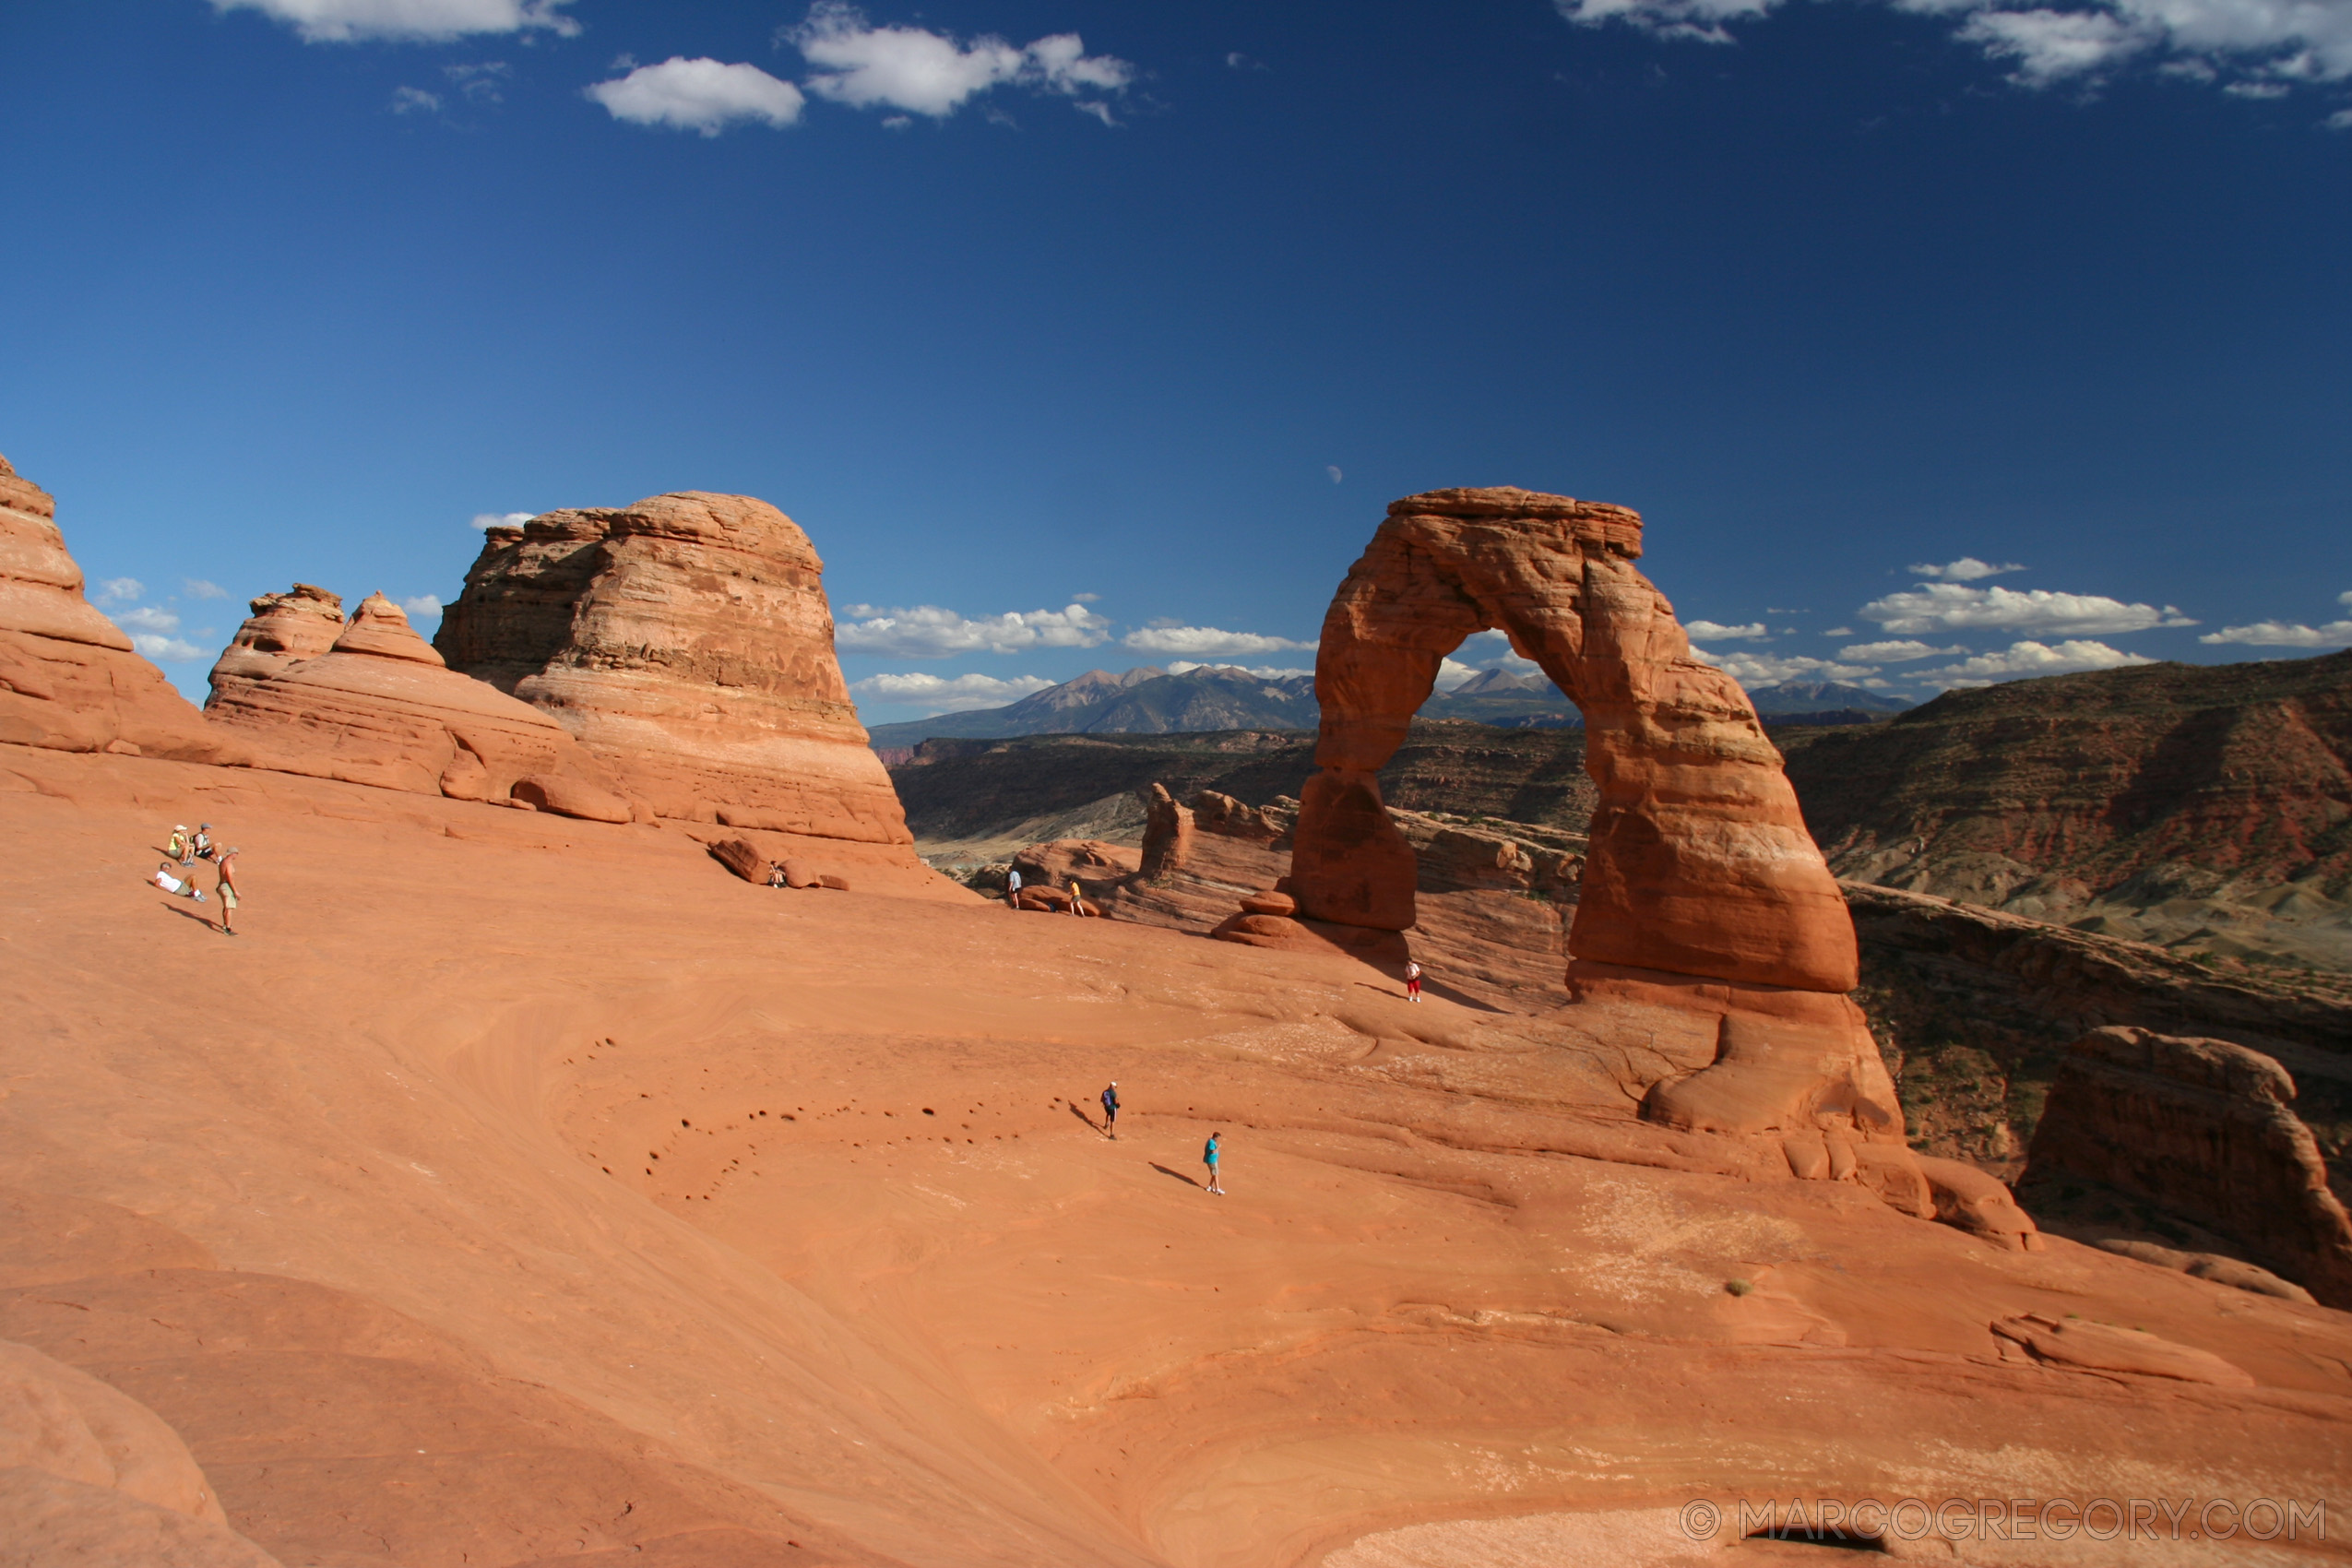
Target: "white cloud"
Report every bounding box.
[1838,638,1969,661]
[848,671,1055,711]
[589,58,806,135]
[114,606,183,634]
[182,578,230,600]
[471,510,534,530]
[1691,647,1880,683]
[2198,594,2352,647]
[1436,657,1480,691]
[787,4,1133,119]
[1858,581,2195,636]
[1685,619,1767,640]
[1822,625,1854,636]
[1121,624,1313,658]
[1907,556,2025,580]
[1555,0,2352,89]
[1918,638,2156,684]
[399,594,444,621]
[1070,591,1101,602]
[93,577,143,605]
[836,601,1111,657]
[210,0,576,44]
[132,634,210,663]
[1166,661,1313,680]
[2330,106,2352,126]
[391,86,442,115]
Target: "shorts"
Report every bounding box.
[219,884,240,909]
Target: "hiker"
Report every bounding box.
[766,861,789,888]
[151,861,206,902]
[191,824,217,862]
[1100,1082,1119,1139]
[1203,1131,1224,1195]
[1405,958,1423,1003]
[166,824,190,862]
[1068,878,1086,917]
[1005,866,1022,909]
[215,846,241,936]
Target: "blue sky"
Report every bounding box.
[3,0,2347,724]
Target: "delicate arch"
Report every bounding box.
[1290,487,1858,995]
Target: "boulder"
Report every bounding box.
[708,838,771,884]
[434,493,916,848]
[509,773,632,825]
[1914,1154,2044,1251]
[206,593,618,802]
[0,455,243,764]
[1010,838,1141,892]
[1210,911,1409,969]
[1238,890,1297,917]
[1990,1313,2254,1387]
[778,858,820,890]
[2022,1025,2352,1307]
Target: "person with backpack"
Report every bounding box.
[1203,1131,1224,1195]
[1100,1082,1119,1139]
[191,824,217,862]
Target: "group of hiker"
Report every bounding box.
[151,822,243,935]
[1002,865,1093,917]
[1097,1080,1224,1194]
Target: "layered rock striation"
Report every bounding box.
[434,493,911,846]
[205,592,623,810]
[0,455,239,764]
[205,584,345,707]
[2022,1026,2352,1306]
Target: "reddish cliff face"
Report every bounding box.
[2022,1026,2352,1307]
[0,454,240,765]
[1786,652,2352,968]
[434,493,912,847]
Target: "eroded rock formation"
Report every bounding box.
[205,592,621,808]
[434,493,911,847]
[206,585,345,707]
[0,455,240,764]
[2022,1025,2352,1307]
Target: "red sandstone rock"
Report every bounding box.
[1138,783,1194,878]
[207,594,615,802]
[1210,911,1409,969]
[510,773,633,825]
[434,493,913,848]
[0,456,243,764]
[778,858,820,890]
[1914,1155,2044,1251]
[1238,890,1297,917]
[2023,1026,2352,1307]
[1011,839,1141,892]
[709,838,771,884]
[1990,1313,2254,1387]
[206,585,346,707]
[1296,487,1854,993]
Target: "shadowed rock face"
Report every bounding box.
[2023,1025,2352,1307]
[0,455,242,764]
[1298,487,1856,995]
[434,493,912,846]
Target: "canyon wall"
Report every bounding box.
[434,493,911,847]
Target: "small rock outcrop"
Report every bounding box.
[434,493,912,847]
[0,455,240,763]
[2023,1026,2352,1307]
[206,584,345,706]
[205,593,622,807]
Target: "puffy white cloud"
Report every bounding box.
[1435,657,1480,691]
[837,601,1111,657]
[1165,660,1313,679]
[132,634,210,663]
[589,58,806,135]
[2198,593,2352,647]
[1907,556,2025,581]
[1692,647,1880,683]
[93,577,143,605]
[1686,619,1767,640]
[787,5,1133,119]
[1555,0,2352,89]
[399,594,444,621]
[471,510,534,530]
[391,85,442,115]
[1918,638,2156,684]
[1838,638,1969,661]
[1122,624,1313,658]
[210,0,576,44]
[848,671,1055,711]
[1858,581,2195,636]
[114,606,183,634]
[182,579,230,600]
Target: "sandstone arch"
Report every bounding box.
[1294,486,1857,995]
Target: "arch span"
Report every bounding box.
[1293,487,1858,996]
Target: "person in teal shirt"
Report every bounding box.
[1203,1131,1224,1195]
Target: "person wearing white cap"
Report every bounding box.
[167,825,190,863]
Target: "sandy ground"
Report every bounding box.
[5,745,2350,1568]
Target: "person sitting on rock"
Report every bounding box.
[151,861,206,902]
[191,824,217,861]
[167,824,190,863]
[766,862,790,888]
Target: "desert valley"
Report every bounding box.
[6,454,2351,1568]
